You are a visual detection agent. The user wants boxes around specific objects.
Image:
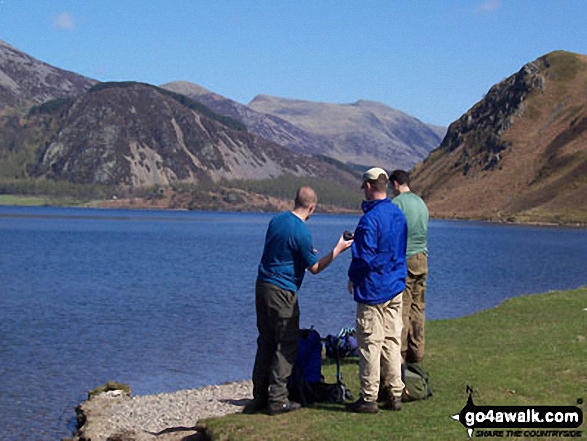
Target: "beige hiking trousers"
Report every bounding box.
[356,293,404,402]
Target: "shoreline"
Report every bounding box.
[1,199,585,228]
[67,380,253,441]
[65,288,587,440]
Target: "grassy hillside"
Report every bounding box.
[411,51,587,226]
[200,287,586,440]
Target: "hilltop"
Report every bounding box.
[0,81,362,211]
[0,39,96,111]
[161,81,334,159]
[411,51,587,225]
[163,82,445,171]
[248,94,445,171]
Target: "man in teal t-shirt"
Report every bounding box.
[390,170,429,364]
[246,187,352,416]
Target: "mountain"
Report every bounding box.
[161,81,334,157]
[248,95,446,170]
[0,40,96,111]
[162,82,445,171]
[411,51,587,225]
[0,39,443,198]
[0,82,360,191]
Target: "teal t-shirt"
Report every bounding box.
[257,211,318,292]
[392,192,429,257]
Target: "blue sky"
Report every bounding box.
[1,1,585,126]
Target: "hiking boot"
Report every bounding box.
[242,398,267,414]
[267,400,301,416]
[376,386,386,403]
[383,394,403,411]
[377,385,391,403]
[345,397,379,414]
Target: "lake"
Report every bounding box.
[0,205,585,440]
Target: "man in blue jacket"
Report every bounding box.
[347,168,407,414]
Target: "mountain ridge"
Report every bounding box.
[0,39,96,110]
[163,82,445,171]
[161,81,335,159]
[411,50,587,225]
[10,82,357,189]
[248,94,445,171]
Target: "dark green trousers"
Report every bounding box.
[252,281,300,406]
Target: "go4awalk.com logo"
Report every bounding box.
[452,387,584,438]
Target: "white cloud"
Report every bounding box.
[476,0,501,13]
[53,12,76,30]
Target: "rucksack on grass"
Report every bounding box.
[287,328,353,406]
[323,327,359,360]
[402,362,433,401]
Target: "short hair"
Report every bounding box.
[294,186,317,209]
[390,169,410,186]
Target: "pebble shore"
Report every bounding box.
[69,380,253,441]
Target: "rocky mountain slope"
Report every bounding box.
[248,95,446,171]
[161,81,334,157]
[0,82,358,190]
[0,40,96,111]
[411,51,587,225]
[163,81,445,171]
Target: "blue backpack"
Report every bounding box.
[292,328,323,383]
[324,327,359,360]
[288,328,353,406]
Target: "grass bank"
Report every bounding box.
[201,288,586,440]
[0,194,93,207]
[0,194,52,206]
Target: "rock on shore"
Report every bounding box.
[68,380,253,441]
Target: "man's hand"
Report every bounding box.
[347,280,353,294]
[334,234,353,254]
[307,234,354,275]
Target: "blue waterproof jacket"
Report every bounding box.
[348,198,407,305]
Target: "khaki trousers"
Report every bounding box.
[401,253,428,363]
[356,294,404,402]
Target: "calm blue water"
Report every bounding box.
[0,206,585,440]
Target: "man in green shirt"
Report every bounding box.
[390,170,429,364]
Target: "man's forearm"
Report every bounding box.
[307,236,352,275]
[309,246,342,275]
[314,251,335,274]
